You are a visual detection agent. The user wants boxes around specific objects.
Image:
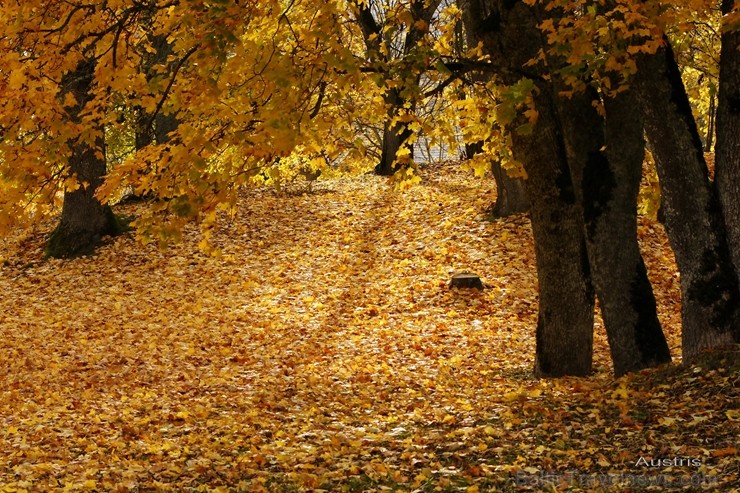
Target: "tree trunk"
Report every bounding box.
[634,40,740,361]
[460,0,595,376]
[465,141,530,218]
[554,83,671,376]
[375,88,415,176]
[489,158,530,218]
[715,0,740,286]
[135,108,154,150]
[137,35,178,149]
[155,112,178,144]
[519,88,595,377]
[458,17,529,218]
[47,59,120,258]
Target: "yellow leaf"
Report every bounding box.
[611,383,629,399]
[503,391,519,401]
[8,69,25,90]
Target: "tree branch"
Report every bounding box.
[145,45,199,131]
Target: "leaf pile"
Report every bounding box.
[0,165,737,492]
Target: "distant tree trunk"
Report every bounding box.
[136,35,178,150]
[555,83,671,376]
[489,158,530,218]
[135,108,154,150]
[464,141,482,160]
[46,59,120,258]
[155,111,178,144]
[715,0,740,287]
[465,138,529,218]
[460,0,595,376]
[634,39,740,361]
[458,15,529,218]
[375,88,415,176]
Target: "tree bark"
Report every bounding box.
[464,132,529,218]
[458,12,529,218]
[634,40,740,361]
[715,0,740,285]
[520,88,595,377]
[489,158,530,218]
[136,35,178,149]
[375,88,415,176]
[460,0,595,376]
[47,59,120,258]
[554,83,671,376]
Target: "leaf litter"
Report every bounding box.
[0,164,737,492]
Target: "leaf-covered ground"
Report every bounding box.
[0,164,737,492]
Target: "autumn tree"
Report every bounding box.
[453,7,530,218]
[0,2,153,257]
[460,0,740,374]
[542,3,673,374]
[459,0,597,376]
[716,0,740,285]
[46,58,123,258]
[1,0,359,250]
[351,0,445,176]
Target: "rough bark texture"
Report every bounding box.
[461,0,595,376]
[715,0,740,287]
[554,83,671,376]
[47,59,120,258]
[521,89,595,377]
[634,41,740,361]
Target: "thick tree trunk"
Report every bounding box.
[375,88,415,176]
[519,88,595,377]
[634,40,740,361]
[715,0,740,287]
[47,59,120,258]
[460,0,595,376]
[554,83,671,376]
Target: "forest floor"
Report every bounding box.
[0,163,738,492]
